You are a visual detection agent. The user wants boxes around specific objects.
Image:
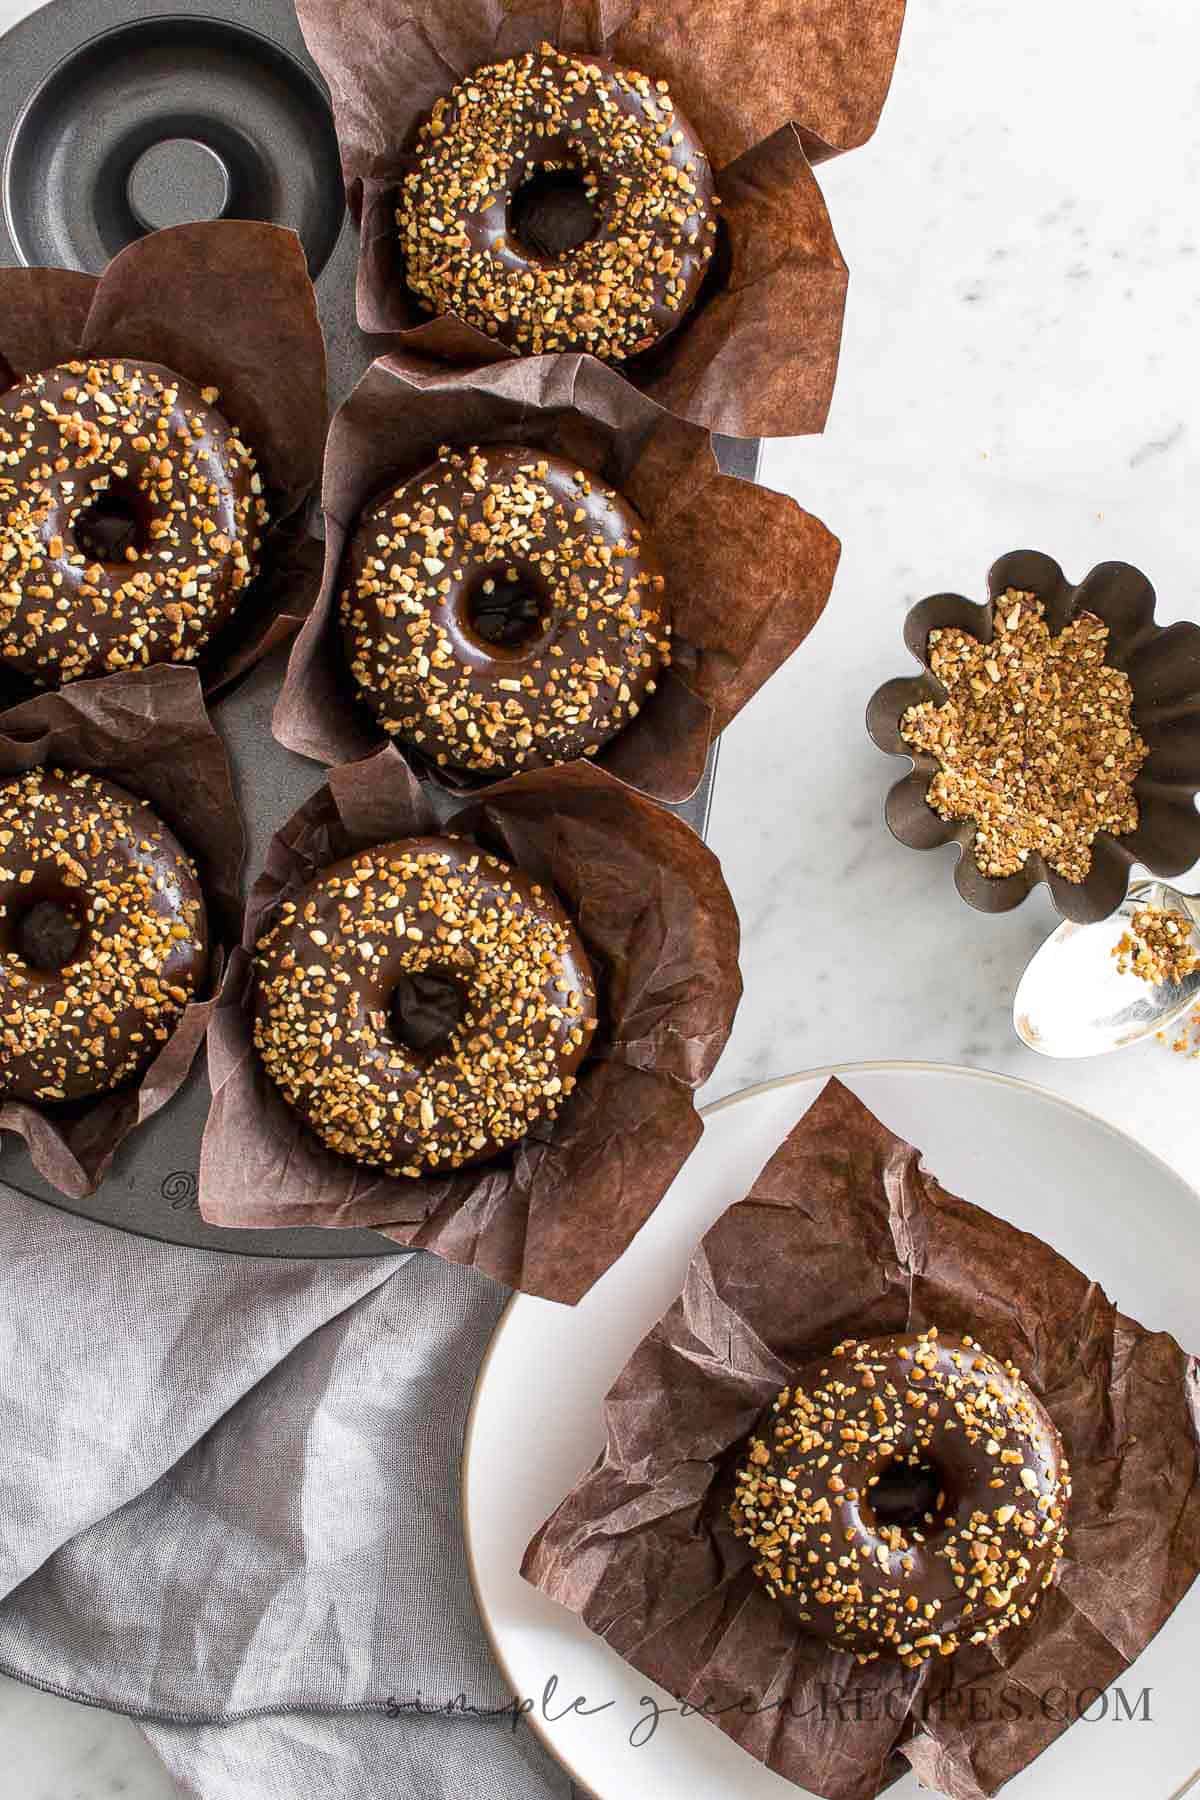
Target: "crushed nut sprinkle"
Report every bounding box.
[900,592,1148,884]
[1159,1002,1200,1057]
[340,444,671,776]
[395,43,719,360]
[0,359,269,684]
[730,1329,1071,1668]
[253,838,597,1176]
[1113,904,1200,986]
[0,767,207,1103]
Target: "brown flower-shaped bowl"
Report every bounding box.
[866,549,1200,922]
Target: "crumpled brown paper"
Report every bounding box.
[273,352,840,799]
[523,1078,1200,1799]
[198,748,742,1301]
[0,666,244,1201]
[293,0,907,436]
[0,222,328,704]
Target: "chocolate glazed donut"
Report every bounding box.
[0,358,268,686]
[340,443,671,778]
[731,1329,1071,1667]
[253,836,598,1176]
[0,767,208,1103]
[396,42,720,361]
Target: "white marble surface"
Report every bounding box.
[708,0,1200,1188]
[1,0,1199,1795]
[0,1673,174,1798]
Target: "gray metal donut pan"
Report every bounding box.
[0,0,758,1256]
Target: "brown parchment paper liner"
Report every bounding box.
[273,353,841,800]
[0,666,244,1201]
[0,221,328,705]
[294,0,907,435]
[866,551,1200,924]
[523,1077,1200,1800]
[198,750,741,1300]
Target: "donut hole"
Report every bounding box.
[509,164,598,260]
[464,563,552,655]
[390,969,468,1058]
[72,485,147,565]
[11,896,86,971]
[867,1457,947,1531]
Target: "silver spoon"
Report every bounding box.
[1014,878,1200,1058]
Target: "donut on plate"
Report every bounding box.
[731,1328,1071,1667]
[396,43,719,361]
[0,358,268,685]
[253,835,597,1175]
[340,443,671,777]
[0,766,208,1103]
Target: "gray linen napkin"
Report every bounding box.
[0,1182,573,1797]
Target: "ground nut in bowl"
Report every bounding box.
[866,550,1200,922]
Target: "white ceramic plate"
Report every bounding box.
[463,1063,1200,1800]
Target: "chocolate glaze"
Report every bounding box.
[340,443,671,778]
[0,767,208,1104]
[396,43,719,361]
[732,1330,1071,1665]
[253,834,598,1175]
[0,358,267,686]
